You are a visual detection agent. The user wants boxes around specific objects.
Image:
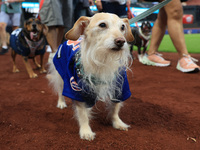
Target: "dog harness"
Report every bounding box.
[138,27,150,48]
[53,39,131,107]
[10,28,46,57]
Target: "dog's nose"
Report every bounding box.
[114,38,125,48]
[32,24,36,29]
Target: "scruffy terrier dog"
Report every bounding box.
[129,21,151,62]
[47,13,134,140]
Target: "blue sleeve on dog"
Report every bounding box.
[53,40,131,107]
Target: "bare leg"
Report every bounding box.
[148,0,188,57]
[164,0,189,57]
[46,26,65,53]
[0,23,8,48]
[148,8,167,55]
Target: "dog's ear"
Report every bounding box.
[65,16,90,40]
[23,20,27,29]
[42,24,48,36]
[122,18,134,42]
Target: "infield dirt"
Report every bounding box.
[0,52,200,150]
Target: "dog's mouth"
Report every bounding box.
[111,47,122,51]
[30,31,39,41]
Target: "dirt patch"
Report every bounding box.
[0,52,200,149]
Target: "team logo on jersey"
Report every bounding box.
[67,37,82,51]
[70,76,82,91]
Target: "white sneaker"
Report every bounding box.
[142,53,171,67]
[176,54,200,73]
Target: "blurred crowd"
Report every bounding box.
[0,0,200,73]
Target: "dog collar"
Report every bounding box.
[75,51,106,85]
[24,36,44,57]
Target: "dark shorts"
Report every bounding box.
[101,1,127,17]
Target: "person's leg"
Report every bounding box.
[164,0,188,57]
[46,26,59,53]
[0,12,10,54]
[147,8,167,55]
[0,22,8,48]
[165,0,199,72]
[142,7,170,66]
[56,26,65,47]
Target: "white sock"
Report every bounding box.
[2,46,8,49]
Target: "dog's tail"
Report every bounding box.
[46,61,63,95]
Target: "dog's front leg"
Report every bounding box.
[39,54,47,73]
[137,47,143,63]
[109,102,130,131]
[22,56,38,78]
[11,50,20,73]
[143,47,147,55]
[74,101,95,141]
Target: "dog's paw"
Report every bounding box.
[57,101,67,109]
[80,128,96,141]
[29,73,38,78]
[113,119,130,131]
[13,68,20,73]
[40,69,47,74]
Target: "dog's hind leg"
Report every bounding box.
[109,102,130,131]
[74,101,95,141]
[57,91,67,109]
[11,50,20,73]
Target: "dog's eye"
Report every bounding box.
[36,20,41,24]
[26,21,31,25]
[99,23,106,28]
[121,24,125,31]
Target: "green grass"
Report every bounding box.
[157,34,200,53]
[132,34,200,53]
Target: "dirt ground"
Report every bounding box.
[0,51,200,150]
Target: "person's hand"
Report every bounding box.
[126,0,131,6]
[96,0,102,11]
[89,0,94,6]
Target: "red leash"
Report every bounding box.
[37,0,45,20]
[127,4,139,28]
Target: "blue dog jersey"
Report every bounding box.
[10,28,46,57]
[53,39,131,107]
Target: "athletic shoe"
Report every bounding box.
[176,55,200,73]
[0,48,9,55]
[142,53,171,67]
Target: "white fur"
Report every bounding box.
[47,13,134,140]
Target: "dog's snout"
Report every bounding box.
[32,24,36,29]
[114,38,125,48]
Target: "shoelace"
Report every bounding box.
[152,52,165,60]
[183,54,198,62]
[182,54,198,67]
